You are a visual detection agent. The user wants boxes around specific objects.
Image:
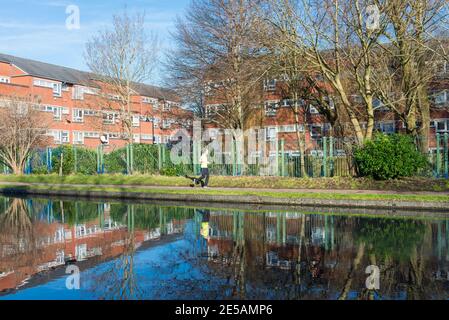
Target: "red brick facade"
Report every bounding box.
[0,53,193,151]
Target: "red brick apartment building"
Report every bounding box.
[0,53,193,151]
[204,63,449,155]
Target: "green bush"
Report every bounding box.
[132,144,159,174]
[75,147,97,175]
[354,134,428,180]
[52,145,76,175]
[51,146,97,175]
[104,148,127,174]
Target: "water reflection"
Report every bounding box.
[0,197,448,300]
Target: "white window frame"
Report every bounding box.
[266,127,277,141]
[49,130,69,144]
[265,101,279,116]
[60,131,69,144]
[309,105,319,114]
[310,125,323,139]
[376,121,396,134]
[263,79,277,91]
[33,78,63,97]
[132,115,140,127]
[163,102,172,112]
[73,131,84,145]
[434,90,447,105]
[72,109,84,123]
[53,107,62,121]
[84,131,100,139]
[142,97,158,104]
[434,119,449,133]
[0,76,10,84]
[162,119,171,129]
[141,134,153,141]
[103,112,118,125]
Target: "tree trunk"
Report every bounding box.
[338,242,365,300]
[294,110,307,178]
[418,85,431,153]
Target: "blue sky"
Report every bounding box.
[0,0,191,85]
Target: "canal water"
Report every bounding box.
[0,196,448,300]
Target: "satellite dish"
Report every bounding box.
[100,135,109,145]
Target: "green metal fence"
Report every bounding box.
[15,132,449,179]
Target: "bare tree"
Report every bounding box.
[267,0,391,146]
[166,0,271,133]
[85,10,159,156]
[262,2,340,176]
[372,0,449,152]
[0,97,48,175]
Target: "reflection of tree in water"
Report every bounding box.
[0,198,33,236]
[91,205,142,300]
[89,204,195,300]
[151,211,448,300]
[0,198,38,281]
[349,219,428,300]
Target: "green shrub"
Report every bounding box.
[75,147,97,175]
[132,144,159,174]
[50,146,97,175]
[104,148,127,174]
[354,134,428,180]
[51,145,76,175]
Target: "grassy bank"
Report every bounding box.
[1,184,448,203]
[0,174,449,192]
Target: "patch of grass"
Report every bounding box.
[1,184,448,203]
[0,174,448,193]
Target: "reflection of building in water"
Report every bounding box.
[199,211,449,299]
[0,200,191,292]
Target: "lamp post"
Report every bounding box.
[144,114,156,144]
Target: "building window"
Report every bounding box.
[154,135,161,144]
[263,79,277,91]
[265,101,279,116]
[309,105,319,114]
[153,117,160,128]
[53,107,62,121]
[266,127,277,141]
[33,79,62,97]
[376,122,396,134]
[133,134,141,143]
[48,130,69,144]
[132,115,140,127]
[163,102,171,112]
[162,119,171,129]
[142,97,158,104]
[72,86,98,100]
[84,131,100,139]
[434,91,447,105]
[0,76,10,84]
[434,119,449,133]
[103,112,118,125]
[282,99,294,107]
[73,131,84,145]
[279,125,297,133]
[61,131,69,143]
[72,109,84,123]
[310,125,323,139]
